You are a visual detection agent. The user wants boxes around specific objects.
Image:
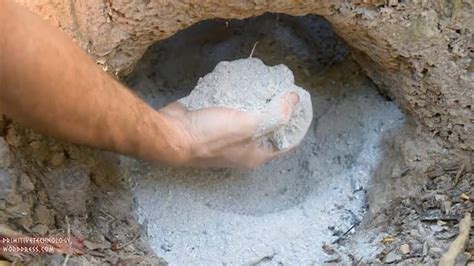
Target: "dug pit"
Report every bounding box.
[122,14,405,265]
[2,4,471,265]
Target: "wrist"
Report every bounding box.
[137,110,192,166]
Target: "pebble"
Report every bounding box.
[50,152,65,167]
[399,244,410,254]
[437,220,447,226]
[19,174,35,192]
[29,141,41,150]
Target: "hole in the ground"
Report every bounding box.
[123,13,405,265]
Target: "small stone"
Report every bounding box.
[385,251,402,263]
[437,220,447,226]
[19,174,35,192]
[31,224,49,236]
[29,141,41,150]
[0,200,6,210]
[50,152,65,167]
[399,244,410,255]
[460,193,469,201]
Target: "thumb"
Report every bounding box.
[255,91,300,137]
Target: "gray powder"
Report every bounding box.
[179,58,313,149]
[125,15,407,265]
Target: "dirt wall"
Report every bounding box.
[15,0,474,151]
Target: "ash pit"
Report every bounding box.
[122,13,405,265]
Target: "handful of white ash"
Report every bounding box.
[179,58,313,150]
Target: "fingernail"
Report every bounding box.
[287,92,300,107]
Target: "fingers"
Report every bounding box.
[190,92,300,169]
[235,139,297,169]
[158,94,301,169]
[255,91,300,137]
[280,91,300,121]
[163,90,299,142]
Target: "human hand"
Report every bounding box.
[158,92,300,168]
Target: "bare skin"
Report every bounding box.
[0,0,299,168]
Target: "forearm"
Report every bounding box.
[0,0,187,164]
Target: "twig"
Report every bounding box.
[332,223,358,244]
[452,162,465,187]
[438,212,471,266]
[249,41,259,58]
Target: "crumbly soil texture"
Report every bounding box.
[1,11,473,266]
